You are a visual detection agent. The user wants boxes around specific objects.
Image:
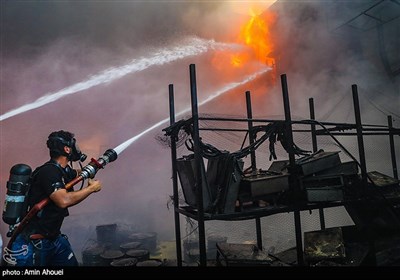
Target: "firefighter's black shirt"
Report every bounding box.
[26,160,77,239]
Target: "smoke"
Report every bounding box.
[1,0,399,262]
[265,2,400,196]
[2,2,219,55]
[0,1,273,257]
[266,0,399,123]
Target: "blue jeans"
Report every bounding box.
[7,234,78,266]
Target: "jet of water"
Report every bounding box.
[0,37,235,122]
[113,66,271,155]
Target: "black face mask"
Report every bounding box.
[48,136,87,162]
[68,138,87,162]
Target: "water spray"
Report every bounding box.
[4,149,118,257]
[113,67,271,155]
[0,37,237,122]
[2,66,270,264]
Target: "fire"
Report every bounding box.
[211,7,277,84]
[233,9,277,68]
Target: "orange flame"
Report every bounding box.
[232,9,277,69]
[211,7,277,86]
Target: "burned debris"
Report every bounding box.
[164,65,400,266]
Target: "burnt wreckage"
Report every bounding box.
[162,64,400,266]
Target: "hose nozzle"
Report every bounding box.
[80,149,118,179]
[100,149,118,164]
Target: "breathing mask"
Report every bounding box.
[47,136,87,162]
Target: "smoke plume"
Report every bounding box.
[1,0,398,262]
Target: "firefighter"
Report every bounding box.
[9,130,102,266]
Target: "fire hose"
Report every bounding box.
[3,149,118,264]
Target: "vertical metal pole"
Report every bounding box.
[281,74,304,266]
[309,98,318,153]
[169,84,183,267]
[309,98,326,230]
[189,64,207,266]
[246,91,257,174]
[245,91,263,250]
[388,116,398,180]
[352,85,368,187]
[352,85,377,264]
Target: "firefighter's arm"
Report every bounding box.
[49,179,102,208]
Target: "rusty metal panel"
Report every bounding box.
[241,171,289,198]
[306,186,344,202]
[303,174,344,202]
[315,161,359,177]
[176,154,213,211]
[206,154,244,214]
[268,160,289,173]
[296,151,341,176]
[303,175,344,188]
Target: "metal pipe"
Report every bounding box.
[316,132,395,136]
[189,64,207,266]
[352,86,378,265]
[352,85,368,187]
[245,91,263,250]
[388,115,398,179]
[309,98,318,153]
[198,116,389,128]
[309,98,326,230]
[281,74,304,266]
[199,128,398,134]
[245,91,257,174]
[169,84,183,266]
[315,127,395,132]
[199,128,249,132]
